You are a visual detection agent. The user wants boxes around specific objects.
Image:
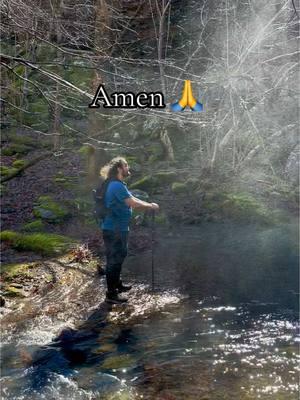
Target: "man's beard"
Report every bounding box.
[122,170,130,179]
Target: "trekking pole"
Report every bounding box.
[151,209,155,292]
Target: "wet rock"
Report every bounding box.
[9,283,23,289]
[101,354,135,370]
[0,295,5,307]
[33,196,71,223]
[4,286,26,297]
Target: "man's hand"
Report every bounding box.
[151,202,159,211]
[125,197,159,211]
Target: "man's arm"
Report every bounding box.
[125,196,159,211]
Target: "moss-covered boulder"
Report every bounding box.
[33,196,72,223]
[0,230,74,255]
[220,193,273,223]
[202,191,276,224]
[1,262,34,280]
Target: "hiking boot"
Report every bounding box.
[105,291,128,304]
[117,281,132,293]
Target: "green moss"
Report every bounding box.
[0,165,18,176]
[171,182,186,194]
[12,159,26,168]
[54,177,67,183]
[202,191,275,224]
[78,145,91,157]
[33,196,71,223]
[220,193,272,223]
[2,144,31,156]
[22,220,45,232]
[0,230,74,255]
[1,262,33,279]
[5,286,26,298]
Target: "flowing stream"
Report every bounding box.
[1,222,299,400]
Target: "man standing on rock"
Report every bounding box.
[100,157,159,304]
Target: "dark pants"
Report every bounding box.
[102,229,128,294]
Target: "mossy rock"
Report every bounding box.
[0,165,18,176]
[33,196,72,223]
[12,159,26,168]
[0,230,75,255]
[202,191,275,224]
[2,144,31,156]
[4,286,26,298]
[22,219,45,232]
[171,182,187,194]
[220,193,272,223]
[1,262,34,279]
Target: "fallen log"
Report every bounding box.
[1,152,54,183]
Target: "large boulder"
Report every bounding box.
[33,196,71,223]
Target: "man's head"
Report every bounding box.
[100,157,130,180]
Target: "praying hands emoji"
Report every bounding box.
[171,80,203,112]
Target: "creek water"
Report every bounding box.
[1,222,299,400]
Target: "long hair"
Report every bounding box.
[100,157,127,180]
